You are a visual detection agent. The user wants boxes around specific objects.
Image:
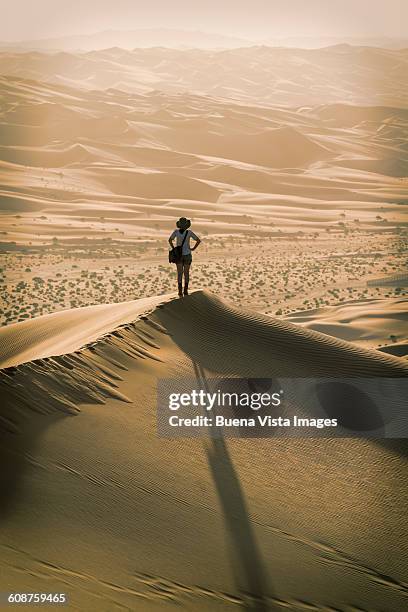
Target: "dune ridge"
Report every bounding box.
[0,294,171,369]
[151,291,408,377]
[2,290,407,373]
[1,291,407,433]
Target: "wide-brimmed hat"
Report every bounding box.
[176,217,191,230]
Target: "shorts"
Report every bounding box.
[181,254,192,264]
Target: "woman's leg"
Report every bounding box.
[176,262,183,296]
[183,263,190,295]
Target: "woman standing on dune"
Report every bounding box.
[169,217,201,297]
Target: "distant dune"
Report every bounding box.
[0,29,252,51]
[0,45,407,106]
[286,297,408,348]
[262,37,408,49]
[0,71,407,246]
[1,31,406,52]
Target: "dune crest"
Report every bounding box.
[152,290,408,377]
[2,290,407,374]
[2,291,407,433]
[0,294,171,369]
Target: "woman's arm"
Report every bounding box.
[168,230,176,247]
[191,237,201,251]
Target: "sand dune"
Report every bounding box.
[149,291,408,377]
[0,29,252,52]
[2,31,407,52]
[2,291,407,373]
[0,73,407,247]
[285,297,408,348]
[1,291,407,610]
[0,294,170,369]
[1,45,407,106]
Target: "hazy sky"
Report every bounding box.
[2,0,407,41]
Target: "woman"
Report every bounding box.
[169,217,201,297]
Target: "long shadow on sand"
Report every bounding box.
[193,362,274,612]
